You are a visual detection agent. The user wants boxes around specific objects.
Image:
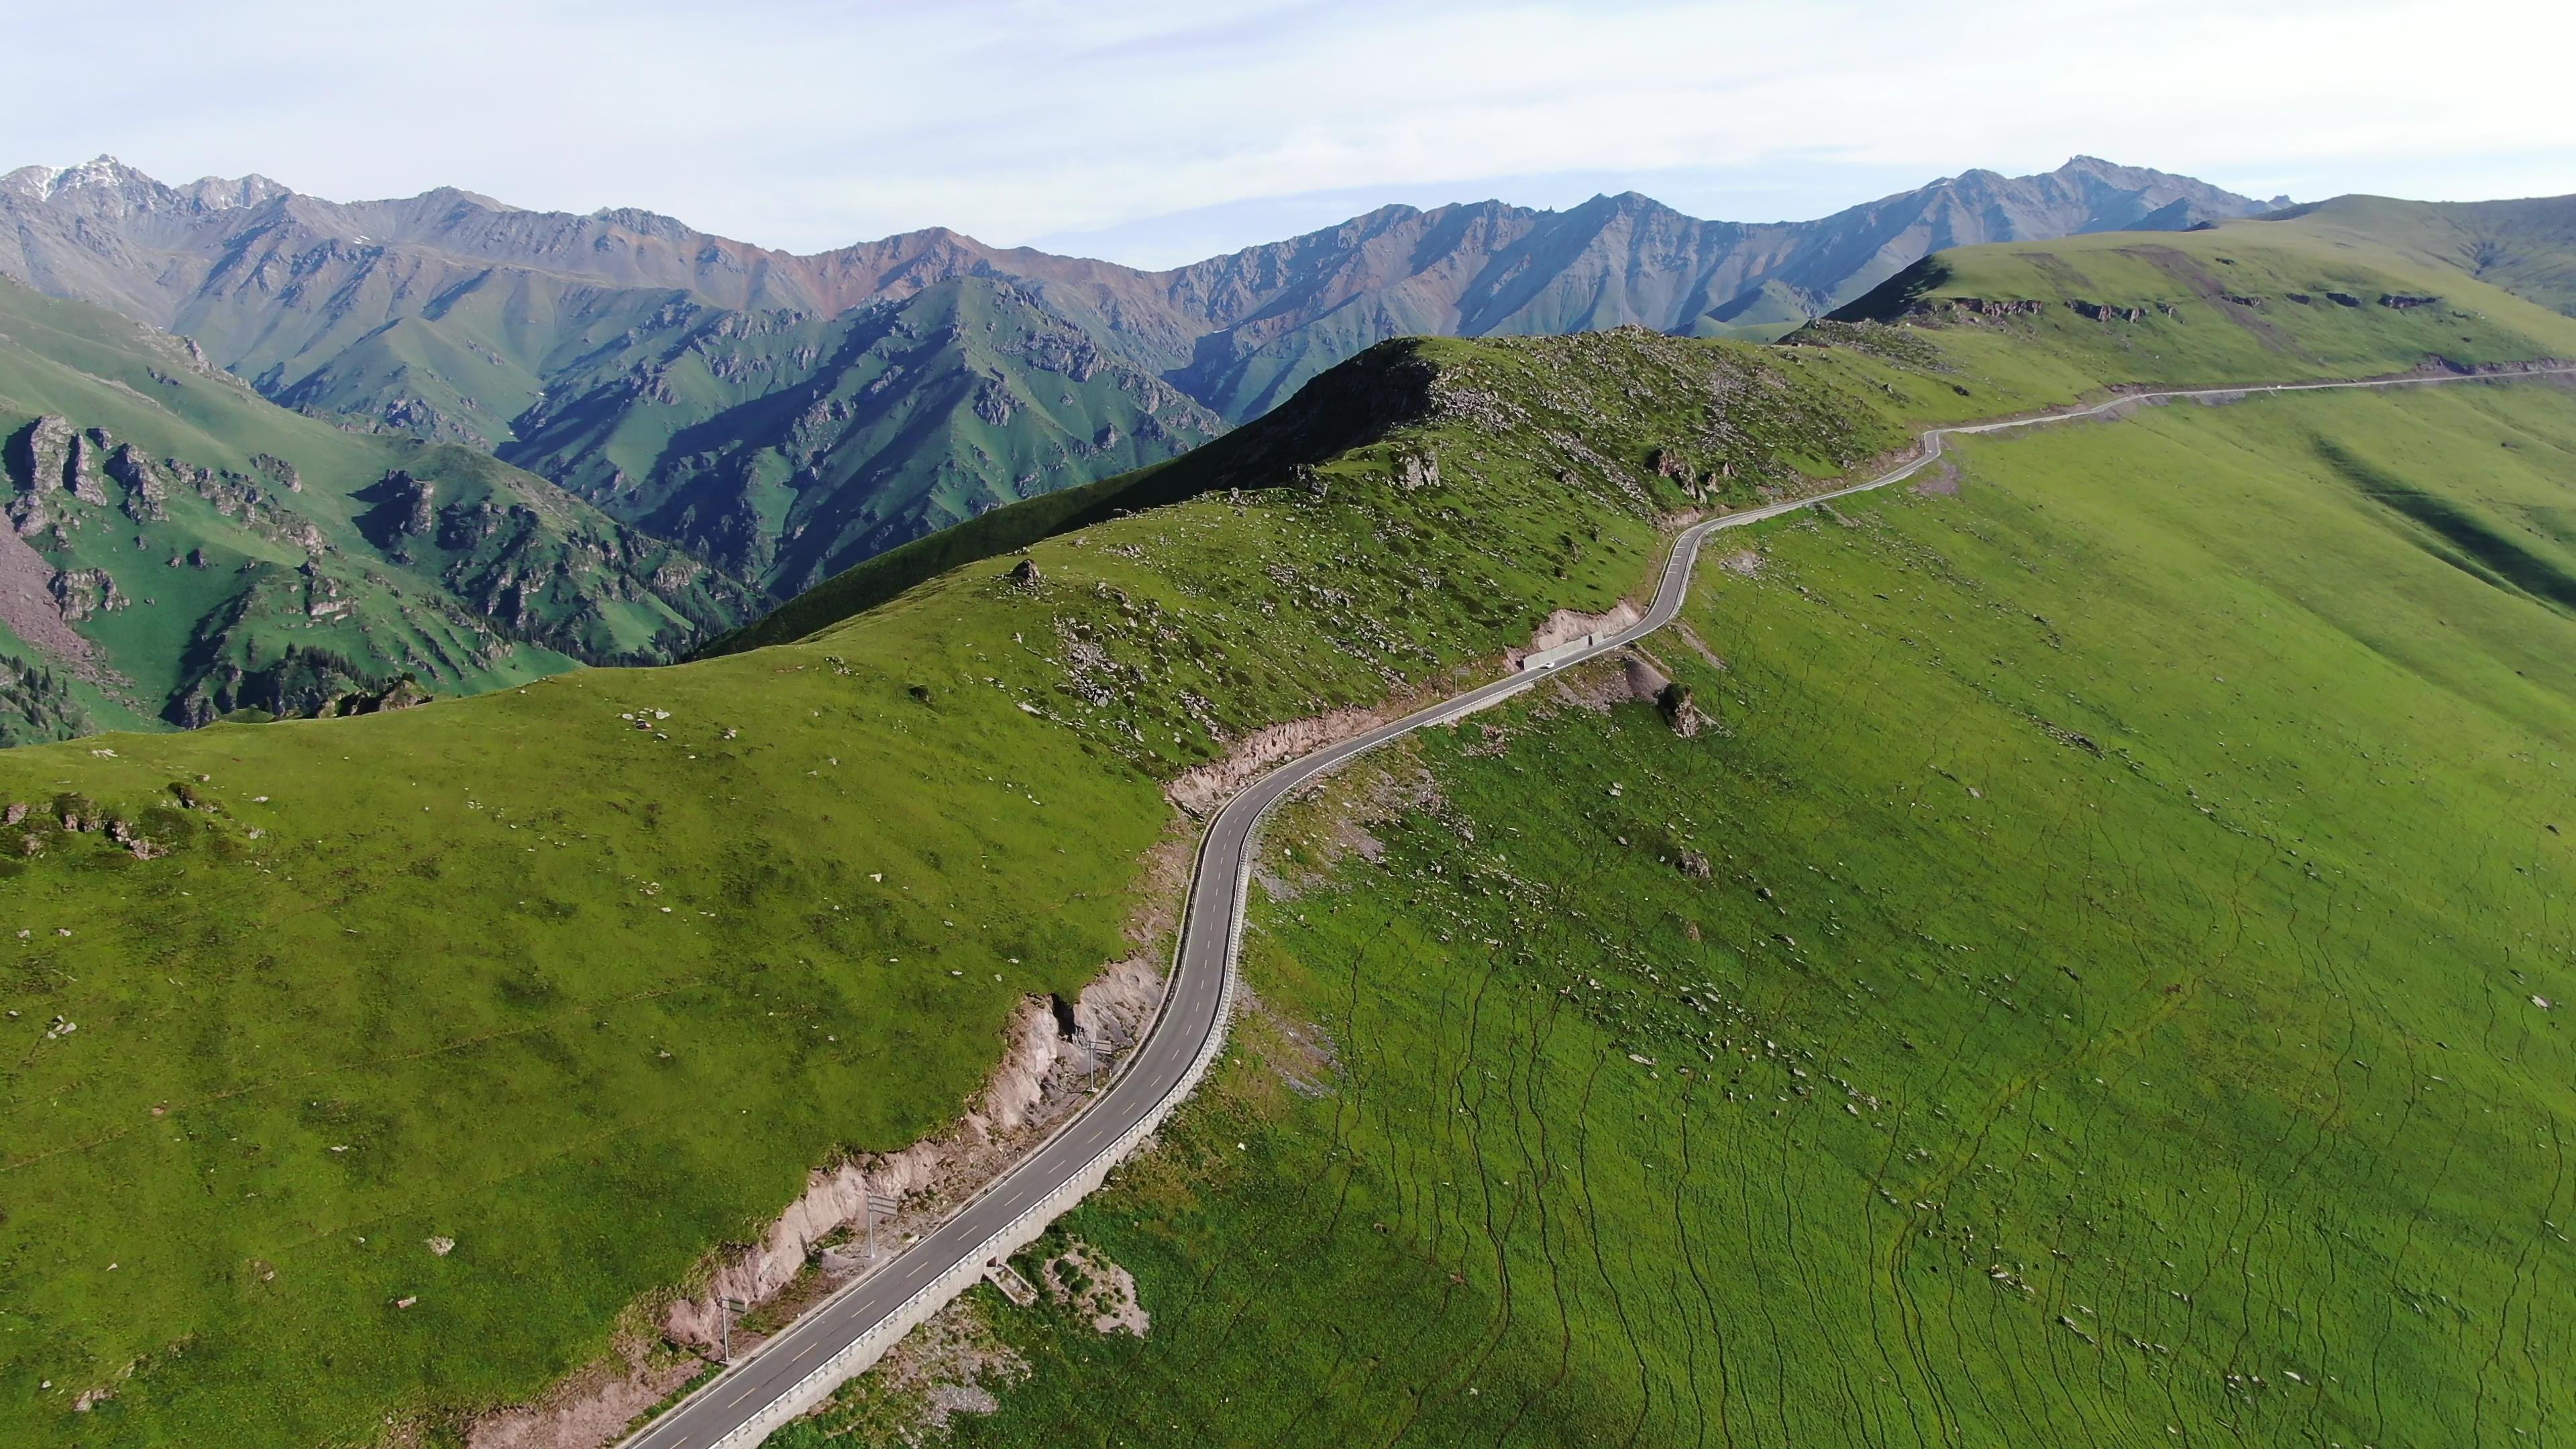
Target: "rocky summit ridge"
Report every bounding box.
[0,154,2284,590]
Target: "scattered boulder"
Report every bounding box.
[1656,680,1709,737]
[1392,451,1440,491]
[1678,850,1713,879]
[1007,557,1042,587]
[2379,293,2440,309]
[1621,655,1672,703]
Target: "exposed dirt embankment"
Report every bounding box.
[1507,601,1641,667]
[1167,706,1384,817]
[467,1354,708,1449]
[469,951,1166,1449]
[657,958,1164,1354]
[1169,598,1650,818]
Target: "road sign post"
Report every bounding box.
[719,1295,750,1365]
[865,1192,899,1263]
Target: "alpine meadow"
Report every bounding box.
[0,66,2572,1449]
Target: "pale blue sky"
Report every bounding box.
[8,0,2572,267]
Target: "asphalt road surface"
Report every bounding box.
[622,364,2560,1448]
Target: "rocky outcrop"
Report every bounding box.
[2068,300,2150,323]
[9,415,74,496]
[2379,293,2440,309]
[66,431,110,504]
[250,451,302,492]
[389,471,435,536]
[1657,679,1709,737]
[47,567,123,623]
[2326,292,2363,307]
[107,444,166,521]
[1934,297,2047,319]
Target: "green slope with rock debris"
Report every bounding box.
[0,324,1923,1446]
[751,229,2576,1449]
[845,373,2576,1449]
[2255,193,2576,320]
[0,276,754,743]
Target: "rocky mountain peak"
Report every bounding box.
[3,155,290,219]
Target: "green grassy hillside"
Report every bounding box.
[1823,211,2576,388]
[0,278,753,742]
[482,278,1221,595]
[223,268,1226,596]
[802,362,2576,1449]
[8,217,2573,1445]
[2259,193,2576,319]
[0,325,1928,1444]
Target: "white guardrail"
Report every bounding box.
[1517,632,1599,672]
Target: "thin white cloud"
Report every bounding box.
[8,0,2571,264]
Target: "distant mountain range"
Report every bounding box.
[0,276,751,741]
[0,155,2286,594]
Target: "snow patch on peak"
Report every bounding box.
[0,165,62,201]
[2,156,290,214]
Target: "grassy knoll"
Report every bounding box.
[1823,211,2576,393]
[797,377,2576,1448]
[0,627,1165,1444]
[0,327,1916,1444]
[2255,195,2576,320]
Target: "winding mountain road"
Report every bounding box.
[621,364,2563,1448]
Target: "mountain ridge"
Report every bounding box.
[0,154,2288,588]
